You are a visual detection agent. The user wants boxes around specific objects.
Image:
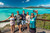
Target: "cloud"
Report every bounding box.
[37,4,50,7]
[25,0,30,2]
[22,0,30,3]
[41,4,50,6]
[0,2,4,5]
[22,1,24,3]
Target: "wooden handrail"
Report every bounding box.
[0,19,50,23]
[0,20,10,23]
[37,19,50,21]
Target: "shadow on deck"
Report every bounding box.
[37,31,46,33]
[1,27,49,33]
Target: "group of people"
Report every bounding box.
[3,10,38,33]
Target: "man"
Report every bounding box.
[21,10,26,31]
[15,11,22,33]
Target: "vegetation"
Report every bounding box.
[36,14,50,30]
[37,14,50,20]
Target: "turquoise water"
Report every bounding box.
[0,8,50,21]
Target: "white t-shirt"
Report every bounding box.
[26,15,30,23]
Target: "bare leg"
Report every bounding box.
[20,24,22,33]
[22,25,25,30]
[27,23,29,31]
[11,26,13,33]
[18,25,22,33]
[13,25,15,33]
[24,24,26,27]
[20,24,22,30]
[23,24,26,29]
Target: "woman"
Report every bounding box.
[29,10,38,33]
[3,13,15,33]
[26,12,30,31]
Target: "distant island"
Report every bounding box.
[0,6,50,9]
[26,6,50,9]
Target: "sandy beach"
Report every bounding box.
[0,22,10,28]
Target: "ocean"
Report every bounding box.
[0,8,50,28]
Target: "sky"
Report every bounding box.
[0,0,50,7]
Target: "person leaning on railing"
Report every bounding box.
[2,13,15,33]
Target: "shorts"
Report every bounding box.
[10,21,15,26]
[26,21,30,24]
[29,28,36,33]
[21,20,26,25]
[17,22,21,25]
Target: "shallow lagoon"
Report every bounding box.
[0,8,50,21]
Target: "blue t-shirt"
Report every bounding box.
[30,16,37,28]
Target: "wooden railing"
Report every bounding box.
[0,19,50,33]
[37,19,50,21]
[37,19,50,29]
[0,20,10,23]
[0,19,50,22]
[0,19,50,29]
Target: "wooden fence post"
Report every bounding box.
[43,21,45,29]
